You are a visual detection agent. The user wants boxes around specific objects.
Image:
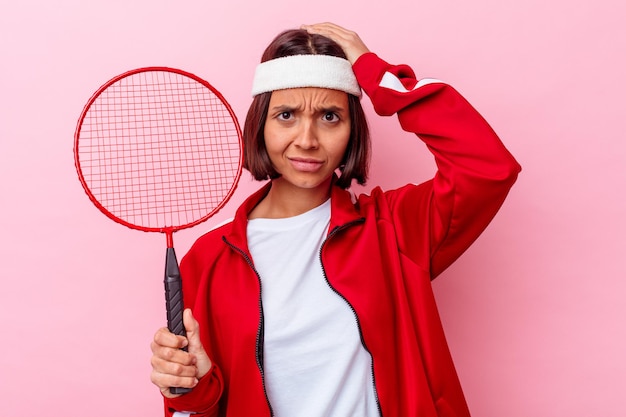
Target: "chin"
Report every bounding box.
[276,173,333,190]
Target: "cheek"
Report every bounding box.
[263,133,291,170]
[331,130,351,158]
[331,142,349,160]
[262,127,282,156]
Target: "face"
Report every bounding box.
[263,87,351,193]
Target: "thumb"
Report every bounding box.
[183,308,212,377]
[183,308,201,346]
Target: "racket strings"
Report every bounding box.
[77,70,241,230]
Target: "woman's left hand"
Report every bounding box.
[301,22,370,64]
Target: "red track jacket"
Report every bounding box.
[164,52,521,416]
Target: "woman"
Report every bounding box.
[150,22,521,417]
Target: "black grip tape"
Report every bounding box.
[164,247,192,395]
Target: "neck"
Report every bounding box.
[249,178,332,219]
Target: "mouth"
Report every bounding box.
[287,157,324,172]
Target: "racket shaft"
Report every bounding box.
[164,247,192,395]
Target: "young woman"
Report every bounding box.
[150,22,521,417]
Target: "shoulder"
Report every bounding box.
[191,219,234,250]
[181,218,235,267]
[355,181,433,212]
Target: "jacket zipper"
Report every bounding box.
[222,237,275,417]
[223,217,381,417]
[320,219,383,417]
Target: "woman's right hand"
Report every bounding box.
[150,308,213,398]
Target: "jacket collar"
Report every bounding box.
[225,178,363,253]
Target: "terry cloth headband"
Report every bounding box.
[251,55,362,97]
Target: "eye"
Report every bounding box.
[322,112,339,122]
[277,111,292,121]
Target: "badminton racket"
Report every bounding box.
[74,67,242,394]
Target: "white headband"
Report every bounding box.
[251,55,362,97]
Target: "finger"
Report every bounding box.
[301,22,354,41]
[302,22,347,33]
[151,353,198,377]
[301,23,369,64]
[152,327,188,350]
[182,308,213,378]
[151,327,196,367]
[150,369,199,398]
[183,309,202,350]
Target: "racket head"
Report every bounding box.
[74,67,243,236]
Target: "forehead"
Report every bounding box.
[268,87,349,107]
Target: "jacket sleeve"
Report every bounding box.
[352,52,521,278]
[161,364,223,417]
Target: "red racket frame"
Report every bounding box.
[74,67,243,248]
[74,67,243,395]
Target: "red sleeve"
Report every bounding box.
[353,52,521,277]
[163,363,223,417]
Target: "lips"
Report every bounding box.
[288,157,324,172]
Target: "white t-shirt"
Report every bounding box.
[247,199,378,416]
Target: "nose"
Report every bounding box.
[293,120,318,149]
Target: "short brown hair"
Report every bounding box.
[243,29,370,189]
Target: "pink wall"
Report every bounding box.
[1,0,624,415]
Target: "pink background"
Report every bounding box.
[1,0,624,415]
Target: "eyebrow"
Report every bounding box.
[268,104,297,113]
[317,105,346,113]
[268,104,347,114]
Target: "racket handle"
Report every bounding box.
[164,247,192,395]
